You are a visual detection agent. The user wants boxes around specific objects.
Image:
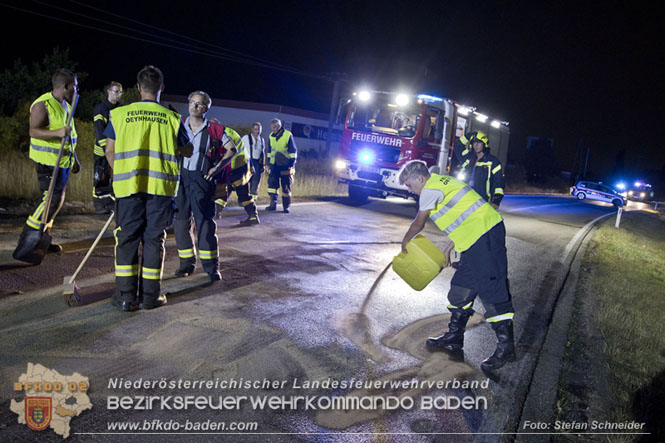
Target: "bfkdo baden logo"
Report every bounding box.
[10,363,92,439]
[26,397,52,431]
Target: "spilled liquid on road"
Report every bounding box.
[324,262,481,429]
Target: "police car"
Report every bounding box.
[570,181,625,207]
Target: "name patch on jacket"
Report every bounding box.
[124,110,169,125]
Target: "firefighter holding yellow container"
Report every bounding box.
[399,160,515,371]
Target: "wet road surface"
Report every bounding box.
[0,195,632,441]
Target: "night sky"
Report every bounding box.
[2,0,665,182]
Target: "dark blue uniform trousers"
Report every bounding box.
[174,169,219,274]
[114,193,175,301]
[447,221,514,321]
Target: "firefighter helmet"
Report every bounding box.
[468,131,489,149]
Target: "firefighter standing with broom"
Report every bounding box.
[13,69,80,262]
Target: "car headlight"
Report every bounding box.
[335,159,347,170]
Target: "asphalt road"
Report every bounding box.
[0,195,645,442]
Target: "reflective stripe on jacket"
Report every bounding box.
[110,102,181,198]
[29,92,78,168]
[225,127,252,186]
[456,149,505,206]
[225,127,247,170]
[268,129,297,165]
[425,174,503,252]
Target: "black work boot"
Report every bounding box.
[426,310,472,352]
[208,270,222,283]
[115,291,139,312]
[282,196,291,213]
[265,194,278,211]
[140,292,167,310]
[481,320,516,371]
[47,243,63,253]
[238,215,260,226]
[174,261,195,278]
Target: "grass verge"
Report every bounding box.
[0,156,347,214]
[558,211,665,442]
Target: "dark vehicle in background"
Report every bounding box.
[627,182,654,202]
[571,181,625,207]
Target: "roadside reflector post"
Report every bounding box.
[615,207,623,228]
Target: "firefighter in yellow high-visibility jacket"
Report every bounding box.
[399,160,515,371]
[265,118,297,213]
[213,125,260,226]
[104,66,193,312]
[13,69,80,260]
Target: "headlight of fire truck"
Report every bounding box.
[335,159,347,170]
[640,192,645,198]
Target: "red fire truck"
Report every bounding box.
[334,90,510,203]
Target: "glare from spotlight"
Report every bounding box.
[396,94,409,106]
[491,120,501,128]
[335,159,347,169]
[475,113,488,123]
[358,91,371,101]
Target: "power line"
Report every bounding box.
[1,1,328,81]
[67,0,302,74]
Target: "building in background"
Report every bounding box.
[163,95,342,158]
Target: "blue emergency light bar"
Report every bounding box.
[416,94,443,103]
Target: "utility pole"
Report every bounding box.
[326,73,344,156]
[583,147,590,179]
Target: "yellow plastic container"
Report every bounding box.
[392,234,445,291]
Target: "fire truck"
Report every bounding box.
[334,90,510,203]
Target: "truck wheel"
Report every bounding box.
[576,192,586,200]
[348,185,369,204]
[612,198,623,207]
